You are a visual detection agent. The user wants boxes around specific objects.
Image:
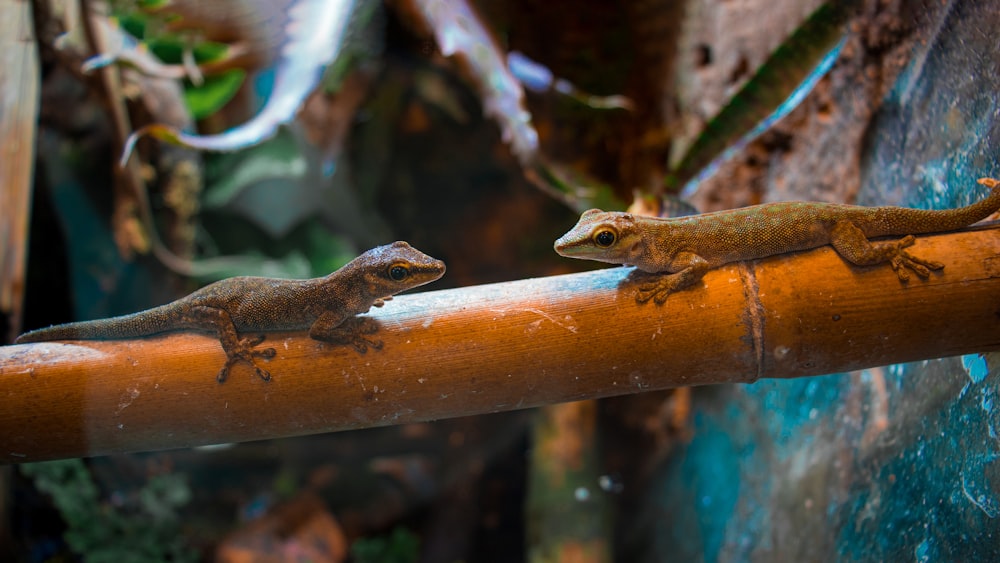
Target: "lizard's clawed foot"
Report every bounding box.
[316,317,384,354]
[635,282,673,305]
[348,317,384,353]
[244,334,276,381]
[886,237,944,282]
[217,335,276,383]
[242,334,267,347]
[253,366,272,381]
[889,251,944,282]
[242,335,277,358]
[254,347,277,359]
[627,271,678,305]
[217,356,273,383]
[349,337,384,354]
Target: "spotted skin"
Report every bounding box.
[554,178,1000,304]
[16,242,446,382]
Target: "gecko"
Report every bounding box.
[15,242,446,383]
[554,177,1000,304]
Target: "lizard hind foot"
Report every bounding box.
[242,334,268,347]
[216,335,276,383]
[240,334,277,358]
[887,235,943,282]
[255,347,277,359]
[216,358,248,384]
[242,334,277,380]
[216,352,274,383]
[890,249,944,282]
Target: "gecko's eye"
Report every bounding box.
[388,264,410,281]
[594,229,617,247]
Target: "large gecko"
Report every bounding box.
[554,178,1000,304]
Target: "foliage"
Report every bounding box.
[183,69,247,120]
[351,526,421,563]
[115,12,246,119]
[20,459,197,563]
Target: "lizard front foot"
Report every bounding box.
[217,334,276,383]
[627,271,692,305]
[635,278,676,305]
[314,317,384,354]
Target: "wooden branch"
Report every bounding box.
[3,225,999,462]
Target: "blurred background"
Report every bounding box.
[3,0,999,560]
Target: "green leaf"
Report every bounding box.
[352,527,420,563]
[136,0,169,9]
[668,1,854,194]
[115,13,147,39]
[147,37,230,65]
[183,68,246,119]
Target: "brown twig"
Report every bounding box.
[0,0,40,342]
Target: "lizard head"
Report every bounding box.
[360,241,446,297]
[553,209,644,266]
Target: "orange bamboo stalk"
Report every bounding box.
[2,225,998,462]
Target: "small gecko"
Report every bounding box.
[16,242,446,382]
[554,178,1000,304]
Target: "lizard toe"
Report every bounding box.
[634,281,661,303]
[890,258,912,282]
[890,250,943,281]
[634,288,654,304]
[255,367,271,381]
[902,251,944,272]
[635,278,674,305]
[242,334,267,347]
[357,317,379,335]
[349,335,384,353]
[254,347,277,359]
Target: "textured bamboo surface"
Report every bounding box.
[1,224,998,462]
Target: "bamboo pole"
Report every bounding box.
[2,225,998,462]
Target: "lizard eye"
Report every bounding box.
[594,229,617,247]
[388,264,410,281]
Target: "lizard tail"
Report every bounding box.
[15,305,183,344]
[873,178,1000,235]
